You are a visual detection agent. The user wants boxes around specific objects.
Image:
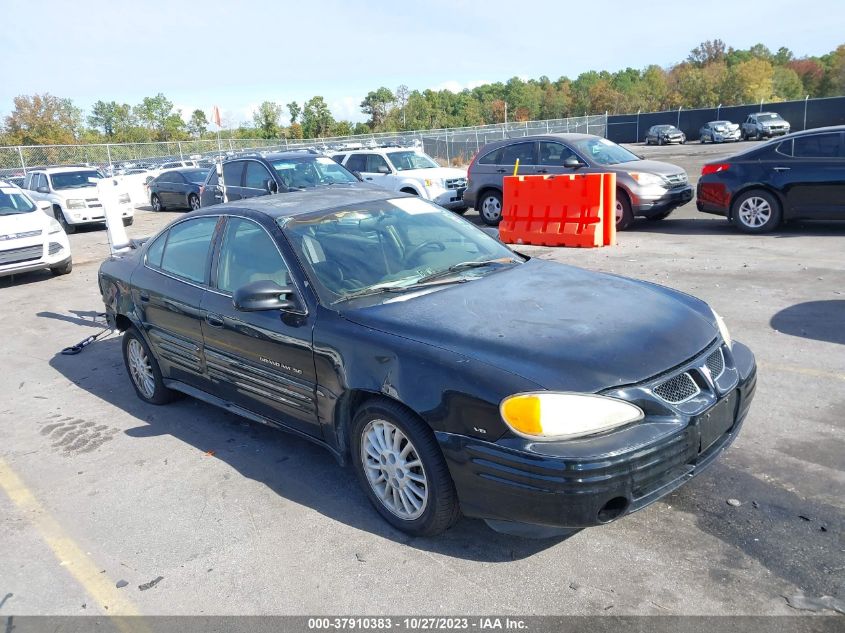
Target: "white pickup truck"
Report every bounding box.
[331,147,468,212]
[25,166,135,233]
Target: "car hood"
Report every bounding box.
[0,211,50,234]
[340,259,717,392]
[611,159,686,177]
[396,167,467,179]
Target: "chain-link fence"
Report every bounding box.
[0,114,606,177]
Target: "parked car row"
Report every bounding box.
[644,113,792,145]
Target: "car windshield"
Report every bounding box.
[711,121,731,129]
[183,169,209,184]
[50,170,101,189]
[654,125,676,132]
[385,151,439,171]
[280,197,521,304]
[760,113,783,121]
[569,137,640,166]
[271,157,358,189]
[0,188,36,215]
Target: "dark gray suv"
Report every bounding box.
[200,152,359,207]
[463,134,694,229]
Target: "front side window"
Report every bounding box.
[538,142,577,166]
[244,161,273,190]
[49,171,101,190]
[157,217,218,283]
[365,154,390,173]
[216,218,289,293]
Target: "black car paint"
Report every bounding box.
[148,168,207,209]
[697,126,845,222]
[99,187,756,531]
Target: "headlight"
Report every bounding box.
[424,178,444,188]
[48,218,64,234]
[66,199,86,209]
[628,172,667,187]
[500,392,643,441]
[118,193,130,204]
[713,310,732,349]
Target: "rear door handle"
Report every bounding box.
[773,167,791,172]
[139,293,150,303]
[535,168,548,174]
[205,314,224,328]
[496,168,507,173]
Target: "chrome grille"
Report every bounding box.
[0,244,42,265]
[706,348,725,380]
[85,198,102,208]
[48,242,64,255]
[665,173,688,188]
[654,372,700,404]
[445,177,467,190]
[0,229,42,241]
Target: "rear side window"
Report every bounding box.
[331,154,345,164]
[792,133,842,158]
[479,148,503,165]
[158,217,218,284]
[145,234,166,268]
[222,161,244,187]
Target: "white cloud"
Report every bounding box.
[330,96,366,123]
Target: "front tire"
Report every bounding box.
[188,193,200,210]
[615,189,634,231]
[478,190,503,226]
[54,207,75,234]
[732,189,782,234]
[123,217,134,227]
[121,327,179,405]
[50,259,73,276]
[351,398,459,537]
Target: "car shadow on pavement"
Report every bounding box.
[628,217,845,237]
[770,300,845,345]
[48,335,570,561]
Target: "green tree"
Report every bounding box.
[332,120,354,136]
[688,39,727,67]
[253,101,283,138]
[772,67,803,100]
[301,96,335,138]
[88,100,128,138]
[133,93,176,140]
[188,109,208,138]
[360,87,395,129]
[4,93,82,145]
[288,122,303,139]
[723,58,774,103]
[286,101,301,124]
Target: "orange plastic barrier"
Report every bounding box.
[499,173,617,248]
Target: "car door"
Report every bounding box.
[344,153,369,179]
[201,215,320,438]
[160,172,185,207]
[131,215,221,389]
[241,160,274,199]
[220,161,245,201]
[360,154,393,184]
[778,132,845,219]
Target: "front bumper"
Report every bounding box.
[431,187,468,211]
[438,341,756,530]
[632,185,694,217]
[0,237,72,278]
[66,203,135,226]
[760,128,789,138]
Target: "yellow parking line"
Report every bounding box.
[0,457,141,616]
[758,361,845,382]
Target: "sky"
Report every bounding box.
[2,0,843,127]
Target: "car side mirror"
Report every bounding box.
[37,186,50,194]
[233,280,297,312]
[264,178,278,194]
[377,165,390,175]
[563,157,584,169]
[352,171,364,181]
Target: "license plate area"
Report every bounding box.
[697,391,737,453]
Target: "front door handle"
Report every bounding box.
[773,166,791,172]
[496,168,507,173]
[139,293,150,303]
[205,314,224,328]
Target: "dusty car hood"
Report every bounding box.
[396,167,467,179]
[611,159,687,177]
[341,259,717,392]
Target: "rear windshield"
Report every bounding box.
[183,169,209,183]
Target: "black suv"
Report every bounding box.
[200,152,359,207]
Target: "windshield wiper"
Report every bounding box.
[337,277,469,303]
[415,258,519,285]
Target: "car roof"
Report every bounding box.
[33,166,101,174]
[193,184,405,220]
[224,151,322,163]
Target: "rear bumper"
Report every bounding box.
[632,185,694,217]
[438,342,756,529]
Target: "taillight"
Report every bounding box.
[467,151,479,174]
[199,185,205,196]
[702,163,730,176]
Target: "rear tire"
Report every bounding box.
[615,189,634,231]
[350,398,460,537]
[50,259,72,276]
[123,217,134,227]
[731,189,782,234]
[121,327,179,405]
[151,194,164,211]
[478,190,503,226]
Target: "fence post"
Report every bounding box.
[445,129,450,165]
[677,106,682,129]
[475,128,480,152]
[17,146,26,174]
[803,95,809,130]
[178,142,184,160]
[636,110,640,143]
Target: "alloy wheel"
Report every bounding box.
[189,195,200,210]
[615,200,624,225]
[127,338,156,399]
[360,419,428,520]
[738,196,772,228]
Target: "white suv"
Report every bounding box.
[25,166,134,233]
[332,147,468,212]
[0,180,72,278]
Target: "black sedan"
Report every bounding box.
[697,126,845,233]
[645,125,686,145]
[98,185,756,537]
[148,168,210,211]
